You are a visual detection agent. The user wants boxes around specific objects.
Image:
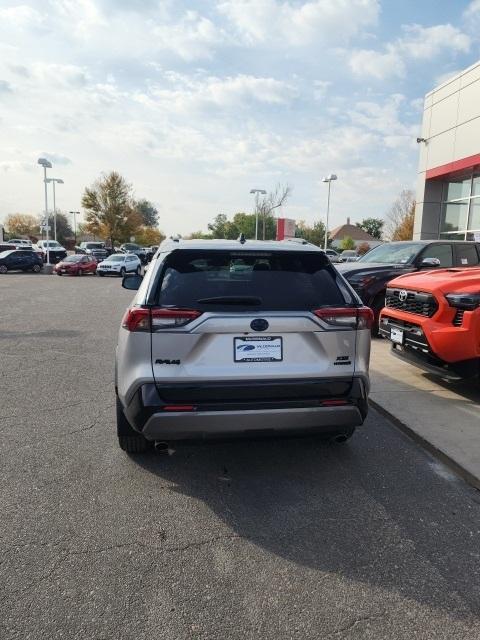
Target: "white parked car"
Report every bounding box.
[96,253,142,277]
[36,240,67,263]
[339,250,359,263]
[7,238,32,246]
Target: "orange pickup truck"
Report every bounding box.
[379,268,480,380]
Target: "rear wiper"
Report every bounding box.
[196,296,262,305]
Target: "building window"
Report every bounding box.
[439,171,480,240]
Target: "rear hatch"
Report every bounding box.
[145,249,368,404]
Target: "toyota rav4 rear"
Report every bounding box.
[115,239,372,453]
[379,267,480,380]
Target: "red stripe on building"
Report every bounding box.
[426,153,480,180]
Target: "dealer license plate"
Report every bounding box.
[234,336,283,362]
[390,327,404,345]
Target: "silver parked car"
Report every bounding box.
[115,239,372,453]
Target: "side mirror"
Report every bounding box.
[420,257,441,268]
[122,273,143,290]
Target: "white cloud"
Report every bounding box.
[153,10,224,61]
[218,0,379,46]
[349,48,405,80]
[137,72,296,113]
[397,24,470,59]
[349,22,470,80]
[0,5,44,27]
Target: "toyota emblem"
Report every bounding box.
[399,290,408,302]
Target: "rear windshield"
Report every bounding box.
[154,250,350,311]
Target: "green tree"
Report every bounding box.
[81,172,141,247]
[135,199,159,227]
[295,220,326,247]
[207,213,236,239]
[356,217,384,240]
[341,236,356,250]
[52,212,74,245]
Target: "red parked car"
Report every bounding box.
[54,254,98,276]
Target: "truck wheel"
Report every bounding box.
[116,397,150,453]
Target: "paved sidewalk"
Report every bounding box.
[370,339,480,489]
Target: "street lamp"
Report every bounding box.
[69,211,80,246]
[37,158,52,265]
[321,174,337,252]
[250,189,267,240]
[46,178,64,242]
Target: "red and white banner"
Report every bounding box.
[276,218,296,240]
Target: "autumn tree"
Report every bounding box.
[134,226,165,246]
[356,241,371,255]
[81,172,142,247]
[254,184,292,239]
[5,213,38,238]
[385,190,416,241]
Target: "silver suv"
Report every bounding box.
[115,239,372,453]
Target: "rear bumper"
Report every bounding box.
[122,376,369,440]
[142,406,363,440]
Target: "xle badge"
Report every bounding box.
[334,356,352,366]
[156,359,181,365]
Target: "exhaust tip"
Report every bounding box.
[154,440,169,452]
[331,433,349,444]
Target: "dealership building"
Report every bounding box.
[414,60,480,242]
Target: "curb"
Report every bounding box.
[369,399,480,492]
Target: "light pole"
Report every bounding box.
[69,211,80,246]
[322,174,337,251]
[46,178,64,241]
[37,158,52,265]
[250,189,267,240]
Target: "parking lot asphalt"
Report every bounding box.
[1,273,480,640]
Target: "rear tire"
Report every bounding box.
[32,264,41,273]
[0,265,7,274]
[116,397,150,453]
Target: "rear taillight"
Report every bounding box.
[151,308,202,330]
[314,307,374,330]
[121,308,202,332]
[122,308,151,332]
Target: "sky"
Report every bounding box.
[1,0,480,236]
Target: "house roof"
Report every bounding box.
[329,218,378,242]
